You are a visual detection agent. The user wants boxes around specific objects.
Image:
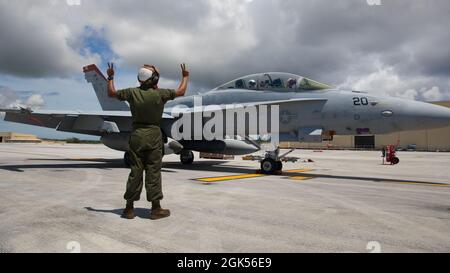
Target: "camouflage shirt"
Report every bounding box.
[116,86,176,127]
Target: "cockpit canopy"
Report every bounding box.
[213,72,332,92]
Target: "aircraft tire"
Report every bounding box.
[124,152,132,168]
[276,161,283,171]
[180,150,194,165]
[261,158,277,174]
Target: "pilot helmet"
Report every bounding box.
[248,79,256,89]
[259,80,266,88]
[287,78,297,89]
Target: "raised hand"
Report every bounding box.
[107,62,115,78]
[181,63,189,77]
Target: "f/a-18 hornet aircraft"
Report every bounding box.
[2,64,450,173]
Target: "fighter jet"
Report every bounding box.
[2,64,450,173]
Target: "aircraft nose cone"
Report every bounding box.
[418,104,450,128]
[397,101,450,130]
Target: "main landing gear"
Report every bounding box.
[180,150,194,165]
[124,151,132,168]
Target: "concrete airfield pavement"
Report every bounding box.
[0,143,449,253]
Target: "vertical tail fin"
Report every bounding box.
[83,64,129,111]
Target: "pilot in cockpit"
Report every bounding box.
[272,78,284,88]
[287,78,297,89]
[259,80,267,89]
[235,79,245,89]
[259,74,272,89]
[248,79,257,90]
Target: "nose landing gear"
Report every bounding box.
[248,147,299,174]
[260,158,283,174]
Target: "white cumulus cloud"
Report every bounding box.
[422,86,443,101]
[0,0,449,101]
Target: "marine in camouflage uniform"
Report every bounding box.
[106,63,189,220]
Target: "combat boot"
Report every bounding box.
[122,201,135,219]
[150,200,170,220]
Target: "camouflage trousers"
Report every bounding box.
[124,127,163,202]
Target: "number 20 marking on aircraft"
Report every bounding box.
[353,97,369,106]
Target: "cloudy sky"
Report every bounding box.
[1,0,449,139]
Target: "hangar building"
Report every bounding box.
[281,101,450,152]
[0,132,42,143]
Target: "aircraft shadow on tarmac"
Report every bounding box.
[0,158,235,173]
[85,206,150,219]
[280,173,448,187]
[0,158,445,187]
[162,161,255,174]
[0,158,127,172]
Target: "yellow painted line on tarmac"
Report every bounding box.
[288,176,313,181]
[283,169,313,173]
[71,158,105,161]
[192,168,449,187]
[196,173,266,182]
[396,182,450,188]
[195,169,315,182]
[284,169,314,181]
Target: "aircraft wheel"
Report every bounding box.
[276,161,283,171]
[392,157,400,165]
[261,158,277,174]
[124,152,132,168]
[180,150,194,165]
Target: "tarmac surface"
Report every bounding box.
[0,143,449,253]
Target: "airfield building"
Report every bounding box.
[0,132,42,143]
[281,101,450,152]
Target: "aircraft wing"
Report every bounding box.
[0,108,176,136]
[1,98,324,137]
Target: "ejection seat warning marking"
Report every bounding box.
[397,182,450,188]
